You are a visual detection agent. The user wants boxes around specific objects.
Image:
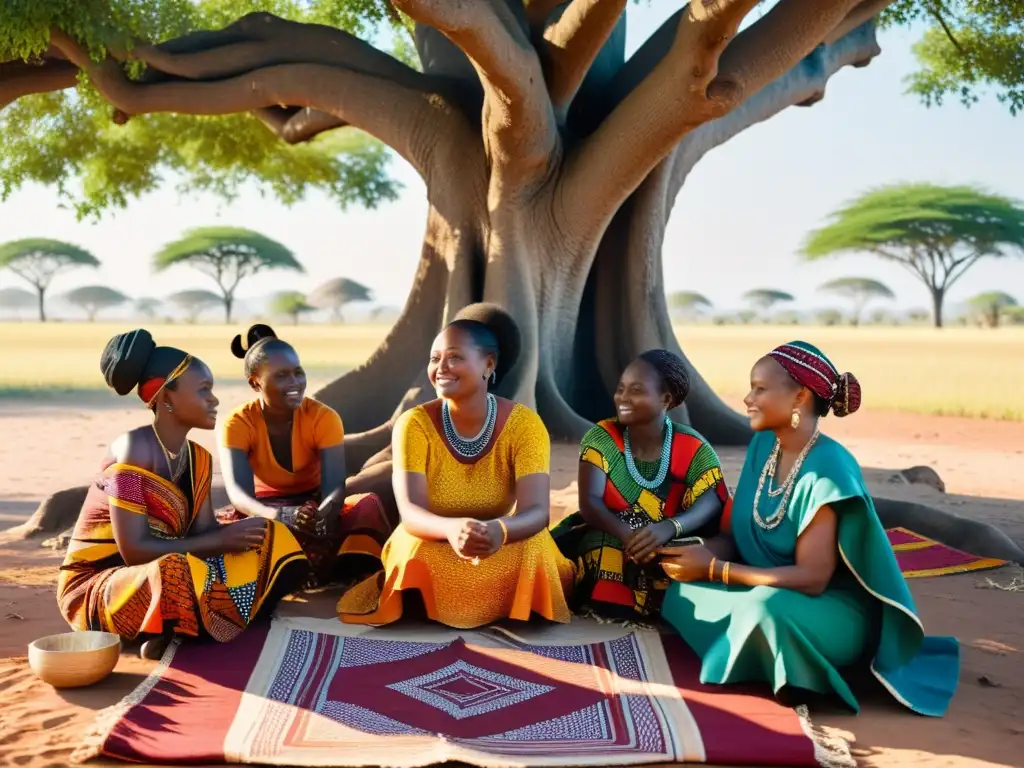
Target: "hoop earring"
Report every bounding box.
[790,410,800,429]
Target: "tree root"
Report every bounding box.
[873,497,1024,562]
[0,486,88,544]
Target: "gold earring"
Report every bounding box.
[790,410,801,429]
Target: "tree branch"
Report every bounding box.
[49,29,448,178]
[526,0,568,30]
[0,58,79,109]
[561,0,871,243]
[678,19,881,168]
[824,0,893,44]
[393,0,558,188]
[540,0,627,119]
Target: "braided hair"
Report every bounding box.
[637,349,690,410]
[230,324,294,378]
[448,303,521,391]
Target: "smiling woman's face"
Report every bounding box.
[428,326,493,401]
[252,345,306,411]
[743,356,803,431]
[613,359,671,427]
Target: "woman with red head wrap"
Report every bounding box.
[657,341,959,717]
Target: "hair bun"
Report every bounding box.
[831,372,861,417]
[452,303,521,385]
[100,329,156,396]
[230,323,278,359]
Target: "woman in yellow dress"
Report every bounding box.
[218,324,392,585]
[58,330,309,659]
[338,304,574,629]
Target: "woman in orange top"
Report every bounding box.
[218,324,392,584]
[338,304,574,629]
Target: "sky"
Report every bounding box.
[0,4,1022,319]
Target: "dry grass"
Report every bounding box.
[0,322,1018,420]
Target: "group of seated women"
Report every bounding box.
[56,305,959,718]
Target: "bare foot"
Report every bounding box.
[140,635,171,660]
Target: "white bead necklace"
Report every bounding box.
[752,427,820,530]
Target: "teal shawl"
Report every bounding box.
[732,431,959,717]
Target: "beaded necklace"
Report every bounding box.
[442,394,497,459]
[752,427,820,530]
[623,418,673,490]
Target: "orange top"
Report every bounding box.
[220,398,344,498]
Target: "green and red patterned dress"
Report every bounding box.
[552,419,731,618]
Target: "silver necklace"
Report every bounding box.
[442,394,497,459]
[752,427,820,530]
[623,418,673,490]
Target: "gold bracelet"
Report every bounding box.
[722,562,731,586]
[497,518,509,546]
[708,557,717,582]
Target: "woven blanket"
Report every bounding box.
[887,527,1007,578]
[75,616,851,767]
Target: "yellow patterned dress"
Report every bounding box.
[57,442,309,643]
[338,399,574,629]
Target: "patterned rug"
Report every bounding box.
[74,616,852,767]
[887,527,1007,578]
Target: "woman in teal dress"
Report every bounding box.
[659,341,959,716]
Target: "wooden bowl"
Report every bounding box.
[28,631,121,688]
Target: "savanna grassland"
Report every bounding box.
[0,322,1018,420]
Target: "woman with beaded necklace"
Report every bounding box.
[658,341,959,717]
[552,350,730,619]
[338,304,574,629]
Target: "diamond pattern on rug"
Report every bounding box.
[386,659,554,720]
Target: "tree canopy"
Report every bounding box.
[154,226,303,322]
[0,238,100,321]
[802,183,1024,327]
[271,289,316,324]
[819,276,895,325]
[62,284,129,320]
[0,285,36,311]
[743,288,795,313]
[167,287,222,321]
[0,1,402,219]
[667,290,713,314]
[309,276,373,320]
[134,296,162,318]
[966,290,1018,327]
[882,0,1024,116]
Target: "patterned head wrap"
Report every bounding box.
[100,329,193,408]
[767,340,861,418]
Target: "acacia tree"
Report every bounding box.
[168,288,223,323]
[0,286,36,318]
[803,184,1024,329]
[310,277,374,321]
[63,285,130,321]
[155,227,303,323]
[135,296,162,320]
[819,276,895,325]
[667,290,712,320]
[966,291,1017,328]
[744,288,795,319]
[0,239,100,322]
[272,290,317,325]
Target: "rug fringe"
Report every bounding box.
[70,638,181,765]
[795,705,856,768]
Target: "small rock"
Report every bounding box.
[900,466,946,493]
[978,675,1001,688]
